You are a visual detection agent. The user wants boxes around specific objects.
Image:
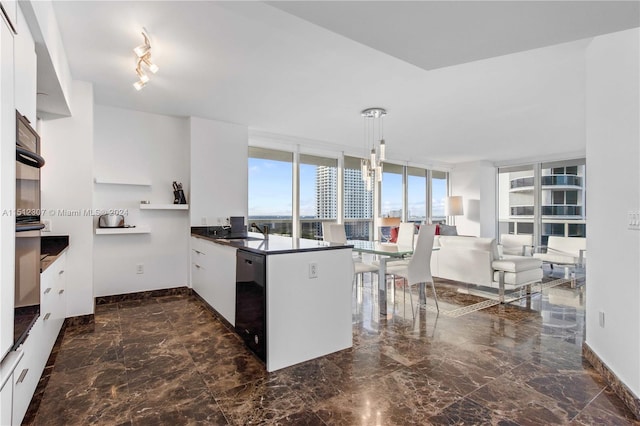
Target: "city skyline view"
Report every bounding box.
[248,156,447,220]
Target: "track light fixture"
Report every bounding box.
[133,29,159,91]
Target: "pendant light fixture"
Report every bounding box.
[361,107,387,191]
[133,29,159,91]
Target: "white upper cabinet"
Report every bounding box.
[14,4,36,124]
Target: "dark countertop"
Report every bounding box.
[191,228,352,255]
[41,235,69,273]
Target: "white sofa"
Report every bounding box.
[431,235,543,301]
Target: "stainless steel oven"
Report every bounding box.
[14,111,45,349]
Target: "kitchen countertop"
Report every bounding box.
[191,229,352,255]
[41,235,69,273]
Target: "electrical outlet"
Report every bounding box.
[599,311,605,328]
[136,264,144,274]
[217,217,223,225]
[201,217,207,226]
[43,220,52,232]
[309,262,318,279]
[628,211,640,230]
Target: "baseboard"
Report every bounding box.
[583,342,640,419]
[95,286,191,305]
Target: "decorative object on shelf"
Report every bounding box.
[133,28,159,91]
[173,181,187,204]
[445,195,464,225]
[360,107,387,191]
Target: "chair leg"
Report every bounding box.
[406,279,414,317]
[430,280,439,312]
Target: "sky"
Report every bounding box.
[248,157,447,218]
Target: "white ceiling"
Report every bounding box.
[51,1,639,167]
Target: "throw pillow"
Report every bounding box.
[439,224,458,236]
[389,226,399,243]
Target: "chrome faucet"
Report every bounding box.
[251,223,269,239]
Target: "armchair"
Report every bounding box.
[499,234,534,257]
[533,236,586,285]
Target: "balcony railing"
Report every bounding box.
[541,205,583,216]
[510,205,583,217]
[248,217,374,240]
[510,177,534,189]
[541,175,583,187]
[511,175,583,190]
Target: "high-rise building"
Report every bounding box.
[499,163,586,245]
[316,166,373,240]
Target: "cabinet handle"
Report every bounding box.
[17,368,28,384]
[194,250,202,255]
[44,287,52,294]
[194,264,201,269]
[44,313,51,321]
[59,270,65,275]
[58,289,65,295]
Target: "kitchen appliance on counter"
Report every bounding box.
[15,111,45,349]
[98,214,125,228]
[235,249,266,362]
[172,181,187,204]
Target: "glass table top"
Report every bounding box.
[347,240,414,257]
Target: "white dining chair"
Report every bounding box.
[385,224,438,313]
[323,223,377,288]
[396,222,415,248]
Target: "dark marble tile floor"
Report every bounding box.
[25,276,639,425]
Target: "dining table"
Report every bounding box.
[348,240,415,316]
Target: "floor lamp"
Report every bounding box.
[445,196,464,225]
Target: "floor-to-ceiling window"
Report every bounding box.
[540,159,586,245]
[407,166,427,224]
[248,147,293,236]
[498,164,536,238]
[381,162,404,218]
[299,154,337,239]
[249,147,448,241]
[497,159,586,246]
[430,170,448,224]
[343,156,373,240]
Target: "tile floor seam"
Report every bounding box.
[568,386,606,423]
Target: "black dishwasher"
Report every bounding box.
[235,250,266,362]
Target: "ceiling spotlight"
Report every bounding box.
[132,29,158,91]
[133,80,146,91]
[142,55,159,73]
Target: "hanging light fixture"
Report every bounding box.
[361,107,387,191]
[133,29,159,91]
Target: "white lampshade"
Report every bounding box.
[445,196,464,216]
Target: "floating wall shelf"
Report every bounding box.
[94,177,152,186]
[140,204,189,210]
[95,226,151,235]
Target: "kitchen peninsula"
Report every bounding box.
[190,229,353,372]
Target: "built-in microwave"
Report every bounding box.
[14,111,45,350]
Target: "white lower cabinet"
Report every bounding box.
[0,371,12,426]
[9,252,67,425]
[12,319,43,425]
[191,237,236,325]
[41,253,66,352]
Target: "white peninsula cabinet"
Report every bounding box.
[191,236,236,325]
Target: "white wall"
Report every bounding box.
[449,161,496,238]
[40,80,94,317]
[93,105,190,297]
[190,117,248,226]
[585,28,640,398]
